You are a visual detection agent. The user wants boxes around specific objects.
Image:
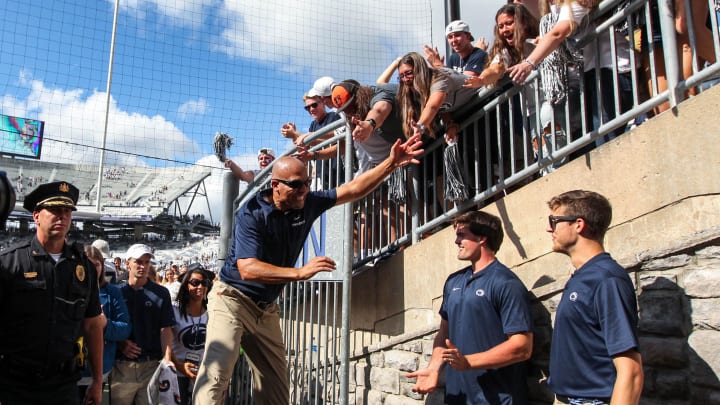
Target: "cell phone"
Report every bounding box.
[186,352,201,372]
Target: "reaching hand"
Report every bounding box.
[281,122,298,139]
[475,36,489,51]
[292,146,312,163]
[351,116,373,143]
[298,256,336,280]
[463,75,485,89]
[406,367,440,394]
[423,44,444,68]
[507,61,533,85]
[389,134,424,168]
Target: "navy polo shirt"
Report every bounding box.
[447,47,488,75]
[220,188,336,302]
[439,260,533,404]
[120,280,175,360]
[548,253,639,399]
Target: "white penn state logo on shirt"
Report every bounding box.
[475,289,485,297]
[568,291,579,302]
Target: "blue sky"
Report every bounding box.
[0,0,502,219]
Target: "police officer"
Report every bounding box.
[0,181,104,405]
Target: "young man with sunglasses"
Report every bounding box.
[546,190,643,405]
[194,135,424,405]
[281,94,345,188]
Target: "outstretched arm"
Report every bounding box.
[224,159,256,183]
[334,134,423,205]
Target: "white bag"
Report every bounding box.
[147,360,181,405]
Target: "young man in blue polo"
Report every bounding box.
[546,190,643,404]
[407,210,533,404]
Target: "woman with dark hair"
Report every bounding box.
[77,245,131,402]
[464,4,539,90]
[171,266,212,404]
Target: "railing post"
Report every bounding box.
[218,171,239,271]
[658,0,682,109]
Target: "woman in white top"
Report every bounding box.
[171,266,212,405]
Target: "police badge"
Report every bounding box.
[76,264,86,282]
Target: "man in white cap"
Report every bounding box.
[424,20,487,77]
[111,243,175,405]
[223,147,275,184]
[307,76,335,109]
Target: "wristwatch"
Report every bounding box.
[417,123,426,135]
[366,118,377,129]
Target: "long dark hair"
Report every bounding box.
[486,4,539,69]
[176,266,212,320]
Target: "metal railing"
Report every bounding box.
[222,1,720,403]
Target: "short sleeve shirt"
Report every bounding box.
[548,253,639,398]
[447,47,488,75]
[120,280,176,360]
[439,260,533,404]
[430,68,479,114]
[219,189,337,302]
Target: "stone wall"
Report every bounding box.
[347,237,720,404]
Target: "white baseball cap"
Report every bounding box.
[125,244,154,260]
[92,239,111,260]
[445,20,474,41]
[307,76,335,98]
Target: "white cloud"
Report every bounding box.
[178,98,210,119]
[5,73,199,167]
[111,0,216,27]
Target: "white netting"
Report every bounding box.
[0,0,500,220]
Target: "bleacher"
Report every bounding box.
[2,156,211,219]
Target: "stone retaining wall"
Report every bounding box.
[348,237,720,404]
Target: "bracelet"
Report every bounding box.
[417,123,426,135]
[523,58,538,70]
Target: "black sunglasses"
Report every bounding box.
[273,178,311,189]
[398,69,414,79]
[548,215,580,231]
[304,102,320,112]
[188,279,209,287]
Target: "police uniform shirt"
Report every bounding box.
[439,260,533,405]
[0,236,101,368]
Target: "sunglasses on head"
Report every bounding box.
[188,279,209,287]
[273,178,311,189]
[548,215,580,231]
[304,102,320,112]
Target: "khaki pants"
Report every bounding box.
[110,359,159,405]
[193,280,288,405]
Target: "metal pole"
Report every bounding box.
[658,0,681,109]
[339,117,353,405]
[218,171,239,271]
[95,0,120,212]
[444,0,461,62]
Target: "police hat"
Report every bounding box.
[22,181,79,212]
